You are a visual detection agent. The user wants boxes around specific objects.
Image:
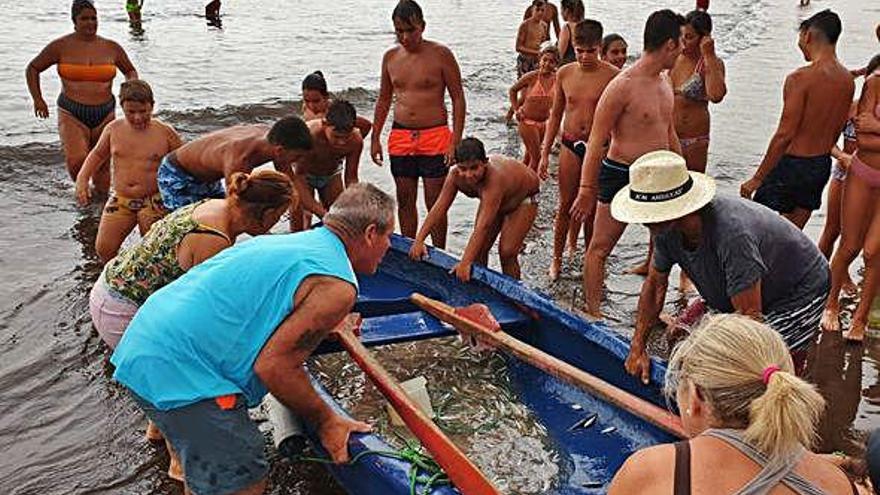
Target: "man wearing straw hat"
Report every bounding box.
[614,151,829,383]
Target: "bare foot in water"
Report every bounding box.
[821,305,841,332]
[626,259,650,276]
[843,320,867,343]
[145,420,163,442]
[549,257,561,281]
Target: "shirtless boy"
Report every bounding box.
[290,100,364,231]
[371,0,466,248]
[539,20,619,280]
[76,80,182,263]
[523,0,561,42]
[517,0,549,78]
[740,10,854,229]
[157,115,312,211]
[410,138,539,282]
[570,10,685,316]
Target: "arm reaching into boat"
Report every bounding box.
[627,264,669,384]
[254,279,370,464]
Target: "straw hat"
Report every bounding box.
[610,150,716,224]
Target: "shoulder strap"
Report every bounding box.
[674,441,692,495]
[192,224,232,244]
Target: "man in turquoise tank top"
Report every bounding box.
[111,183,396,495]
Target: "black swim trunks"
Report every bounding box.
[561,136,587,160]
[753,154,832,213]
[390,155,448,179]
[598,158,630,204]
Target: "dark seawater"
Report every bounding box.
[0,0,878,493]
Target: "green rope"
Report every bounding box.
[295,438,451,495]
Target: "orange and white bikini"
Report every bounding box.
[56,62,117,128]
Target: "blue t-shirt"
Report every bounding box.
[111,227,358,410]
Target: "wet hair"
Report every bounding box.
[267,116,312,150]
[324,183,396,235]
[227,170,295,221]
[540,44,560,61]
[573,19,603,47]
[531,0,546,8]
[644,9,686,52]
[454,137,488,163]
[392,0,424,26]
[665,315,825,459]
[685,10,712,37]
[560,0,585,21]
[867,54,880,77]
[302,71,328,96]
[119,79,154,105]
[71,0,95,22]
[799,9,842,45]
[601,33,627,55]
[325,100,357,133]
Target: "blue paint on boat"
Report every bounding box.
[301,235,676,494]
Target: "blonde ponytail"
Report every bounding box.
[665,314,825,460]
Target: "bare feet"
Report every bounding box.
[843,320,866,343]
[625,259,650,276]
[549,257,561,281]
[583,305,603,320]
[821,306,841,332]
[166,440,184,482]
[145,420,164,442]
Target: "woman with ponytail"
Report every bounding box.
[88,170,293,479]
[609,314,858,494]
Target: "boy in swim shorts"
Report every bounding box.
[290,100,365,231]
[410,138,540,282]
[76,79,182,263]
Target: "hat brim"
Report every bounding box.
[610,172,716,224]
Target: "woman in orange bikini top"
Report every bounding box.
[507,45,559,175]
[25,0,138,192]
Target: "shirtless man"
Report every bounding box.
[290,100,364,231]
[157,115,312,211]
[539,20,619,280]
[524,0,561,42]
[410,138,539,282]
[75,80,182,262]
[371,0,466,248]
[517,1,549,78]
[570,10,685,316]
[740,10,854,229]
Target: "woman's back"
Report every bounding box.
[613,435,855,495]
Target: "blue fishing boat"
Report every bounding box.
[271,234,677,494]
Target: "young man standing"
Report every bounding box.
[740,10,853,229]
[410,138,539,281]
[371,0,466,249]
[291,100,364,231]
[539,20,619,280]
[516,0,549,78]
[570,10,685,317]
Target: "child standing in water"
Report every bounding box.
[508,45,559,175]
[301,71,372,138]
[76,80,183,263]
[516,0,549,78]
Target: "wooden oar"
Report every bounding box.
[334,320,501,495]
[410,293,687,439]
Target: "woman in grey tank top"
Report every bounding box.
[608,315,859,494]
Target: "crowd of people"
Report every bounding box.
[22,0,880,493]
